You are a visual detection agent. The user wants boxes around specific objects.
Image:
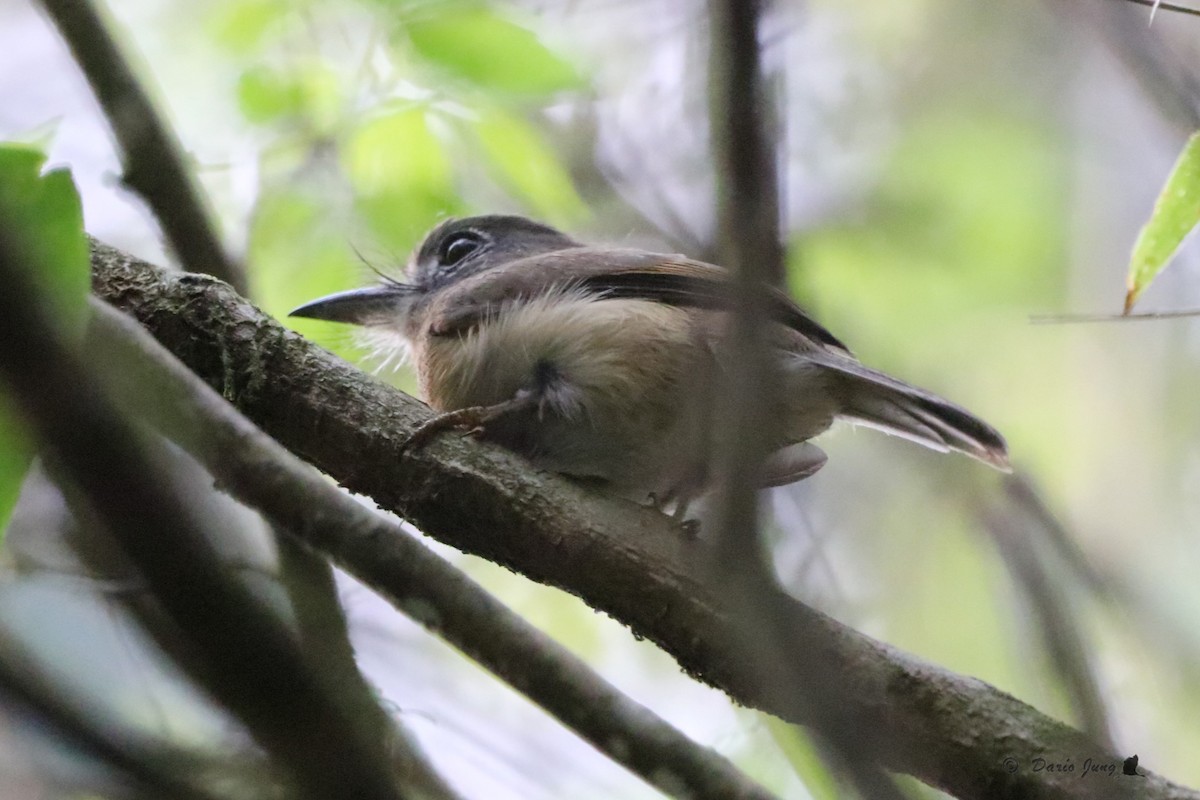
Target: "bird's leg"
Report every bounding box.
[402,359,568,453]
[401,393,538,452]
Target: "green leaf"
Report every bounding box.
[473,109,587,225]
[405,6,581,95]
[237,66,306,123]
[237,62,343,130]
[0,144,89,535]
[1126,131,1200,313]
[343,107,450,194]
[207,0,288,56]
[248,185,423,396]
[341,108,460,249]
[0,146,89,332]
[0,396,31,541]
[249,190,363,329]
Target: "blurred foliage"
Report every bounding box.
[402,4,582,94]
[5,0,1200,796]
[801,111,1066,363]
[0,145,88,535]
[202,0,588,373]
[762,717,840,800]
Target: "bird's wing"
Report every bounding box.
[575,255,850,354]
[427,248,851,355]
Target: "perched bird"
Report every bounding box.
[291,215,1009,514]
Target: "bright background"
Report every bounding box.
[3,0,1200,796]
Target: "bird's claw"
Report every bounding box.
[401,407,491,453]
[401,395,534,454]
[645,491,701,537]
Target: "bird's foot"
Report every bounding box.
[402,395,533,453]
[646,491,701,538]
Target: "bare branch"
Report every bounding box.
[0,623,223,800]
[0,230,401,800]
[35,0,248,293]
[705,2,903,796]
[1068,0,1200,134]
[976,490,1115,749]
[269,537,461,800]
[1115,0,1200,19]
[32,2,391,758]
[88,239,1200,800]
[87,296,783,800]
[1031,308,1200,323]
[705,0,782,569]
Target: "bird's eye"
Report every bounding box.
[438,232,484,266]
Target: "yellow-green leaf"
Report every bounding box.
[1126,131,1200,313]
[342,108,450,195]
[237,66,305,123]
[341,108,460,249]
[207,0,287,56]
[474,109,587,225]
[405,6,580,95]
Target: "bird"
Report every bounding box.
[290,215,1009,516]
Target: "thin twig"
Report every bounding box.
[1116,0,1200,18]
[1077,0,1200,133]
[0,229,399,800]
[86,296,782,800]
[976,484,1115,750]
[35,0,248,293]
[1031,308,1200,323]
[1004,473,1200,705]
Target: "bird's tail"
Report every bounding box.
[814,353,1010,470]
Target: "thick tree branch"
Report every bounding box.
[87,297,781,800]
[89,240,1200,800]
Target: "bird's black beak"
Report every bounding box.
[288,284,416,325]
